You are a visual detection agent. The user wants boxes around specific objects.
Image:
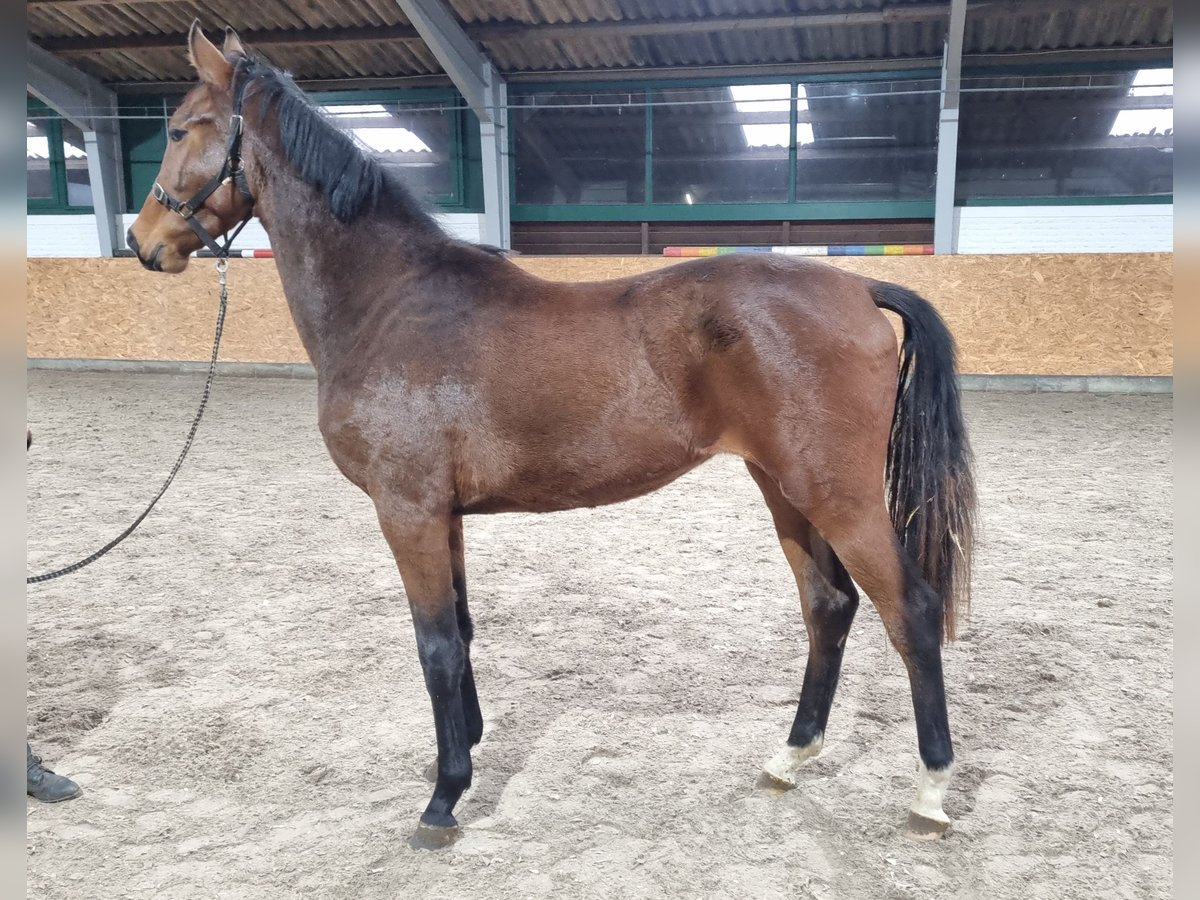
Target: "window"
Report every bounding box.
[60,120,94,207]
[652,85,791,204]
[794,79,939,203]
[513,90,647,204]
[956,68,1173,201]
[117,90,481,215]
[26,118,54,200]
[27,98,94,212]
[511,76,939,221]
[1110,68,1173,137]
[319,100,459,204]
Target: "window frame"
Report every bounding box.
[509,70,943,223]
[27,98,95,214]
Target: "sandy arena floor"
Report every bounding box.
[25,372,1172,899]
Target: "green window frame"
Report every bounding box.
[27,98,95,214]
[509,71,942,223]
[120,95,172,211]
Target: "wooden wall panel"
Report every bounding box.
[26,253,1172,376]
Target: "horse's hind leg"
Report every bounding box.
[809,500,955,837]
[746,463,860,788]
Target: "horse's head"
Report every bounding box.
[126,22,254,273]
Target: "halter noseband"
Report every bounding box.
[151,58,256,258]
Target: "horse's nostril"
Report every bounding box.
[126,228,139,254]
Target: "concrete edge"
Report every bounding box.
[27,358,318,379]
[958,374,1173,394]
[27,358,1173,394]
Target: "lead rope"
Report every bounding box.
[27,258,230,584]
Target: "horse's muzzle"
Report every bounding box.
[127,229,164,271]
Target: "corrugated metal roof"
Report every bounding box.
[28,0,1172,87]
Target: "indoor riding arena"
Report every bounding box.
[25,2,1172,899]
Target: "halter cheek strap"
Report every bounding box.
[152,59,256,259]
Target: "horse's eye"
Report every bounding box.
[168,128,187,143]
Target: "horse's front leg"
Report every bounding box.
[423,515,483,784]
[450,514,484,748]
[375,505,471,848]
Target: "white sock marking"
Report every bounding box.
[910,762,953,824]
[762,735,823,786]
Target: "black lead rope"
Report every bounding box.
[27,260,230,584]
[30,63,258,585]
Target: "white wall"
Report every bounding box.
[27,212,486,257]
[953,204,1173,254]
[26,215,106,257]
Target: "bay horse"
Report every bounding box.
[128,24,976,847]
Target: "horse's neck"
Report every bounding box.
[246,145,406,374]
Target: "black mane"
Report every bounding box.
[242,58,443,231]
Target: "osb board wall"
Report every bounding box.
[26,254,1172,376]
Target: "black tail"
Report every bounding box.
[871,282,976,641]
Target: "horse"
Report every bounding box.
[128,23,976,847]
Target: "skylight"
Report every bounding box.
[729,84,792,148]
[796,85,815,147]
[26,134,51,160]
[25,131,87,160]
[1110,69,1173,137]
[1128,68,1172,97]
[324,104,432,153]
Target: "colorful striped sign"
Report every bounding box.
[662,245,934,258]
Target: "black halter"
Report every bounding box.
[152,59,256,258]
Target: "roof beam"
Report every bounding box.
[27,38,116,131]
[40,25,422,54]
[394,0,500,119]
[392,0,510,249]
[35,0,1171,55]
[500,47,1174,83]
[470,0,1165,42]
[107,46,1174,94]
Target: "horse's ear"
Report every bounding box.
[223,27,246,58]
[187,20,232,89]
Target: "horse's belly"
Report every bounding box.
[456,441,711,515]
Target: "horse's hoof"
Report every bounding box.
[759,737,823,791]
[409,822,460,850]
[905,810,951,840]
[423,759,438,784]
[906,762,952,839]
[755,770,796,793]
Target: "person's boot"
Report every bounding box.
[27,744,82,802]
